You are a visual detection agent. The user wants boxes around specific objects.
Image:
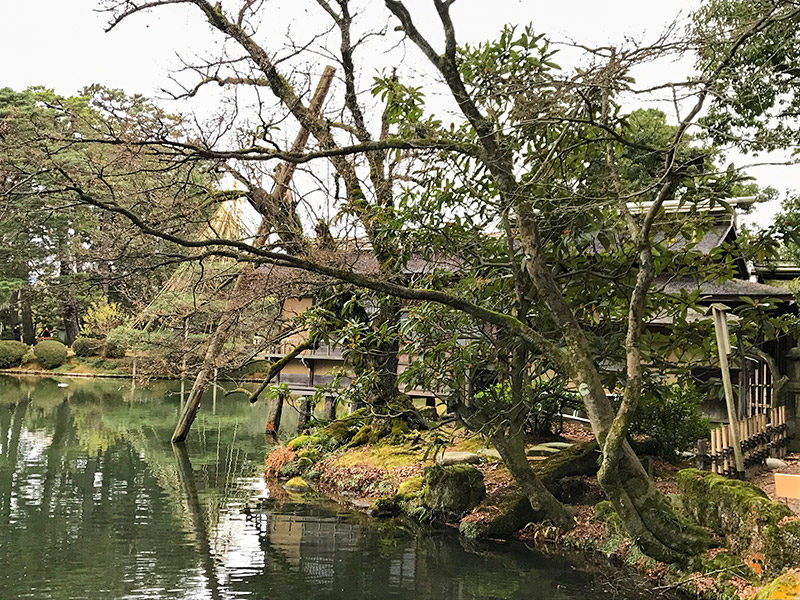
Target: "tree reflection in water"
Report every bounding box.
[0,375,660,600]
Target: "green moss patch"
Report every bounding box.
[423,464,486,521]
[677,468,800,576]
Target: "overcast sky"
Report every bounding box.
[0,0,791,227]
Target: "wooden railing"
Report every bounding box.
[698,407,789,478]
[264,341,343,358]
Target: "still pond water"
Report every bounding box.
[0,375,661,600]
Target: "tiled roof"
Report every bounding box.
[654,275,794,302]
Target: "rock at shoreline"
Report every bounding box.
[424,464,486,519]
[459,485,537,539]
[284,477,311,493]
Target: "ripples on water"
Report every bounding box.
[0,375,658,600]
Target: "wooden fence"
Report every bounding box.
[697,407,789,478]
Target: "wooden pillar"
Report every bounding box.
[323,396,336,420]
[265,391,285,438]
[297,396,312,428]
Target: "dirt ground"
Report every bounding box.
[753,453,800,513]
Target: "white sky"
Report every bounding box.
[0,0,792,228]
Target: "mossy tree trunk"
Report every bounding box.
[490,429,572,526]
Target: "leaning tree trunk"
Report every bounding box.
[171,66,335,443]
[490,429,572,526]
[172,315,233,442]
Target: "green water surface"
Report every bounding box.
[0,375,658,600]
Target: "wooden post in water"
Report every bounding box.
[708,303,745,478]
[265,389,286,439]
[212,368,218,415]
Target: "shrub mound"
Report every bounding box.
[72,336,103,357]
[34,340,68,369]
[0,340,29,369]
[103,327,129,359]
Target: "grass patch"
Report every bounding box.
[449,434,490,453]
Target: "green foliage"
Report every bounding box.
[104,326,131,359]
[694,0,800,152]
[80,300,129,338]
[631,380,710,459]
[34,340,67,369]
[72,336,103,357]
[0,340,28,368]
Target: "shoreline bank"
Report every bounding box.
[268,423,800,600]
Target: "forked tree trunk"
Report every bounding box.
[517,208,709,562]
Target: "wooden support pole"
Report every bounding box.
[323,395,336,420]
[708,304,745,478]
[265,390,286,438]
[722,425,730,476]
[781,406,788,457]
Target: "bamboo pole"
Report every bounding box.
[708,304,745,478]
[721,425,730,477]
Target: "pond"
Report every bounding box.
[0,375,662,600]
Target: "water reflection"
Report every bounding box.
[0,375,655,600]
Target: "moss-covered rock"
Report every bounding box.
[396,476,423,498]
[677,468,800,576]
[752,568,800,599]
[285,477,310,492]
[368,495,400,518]
[423,464,485,520]
[459,484,538,539]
